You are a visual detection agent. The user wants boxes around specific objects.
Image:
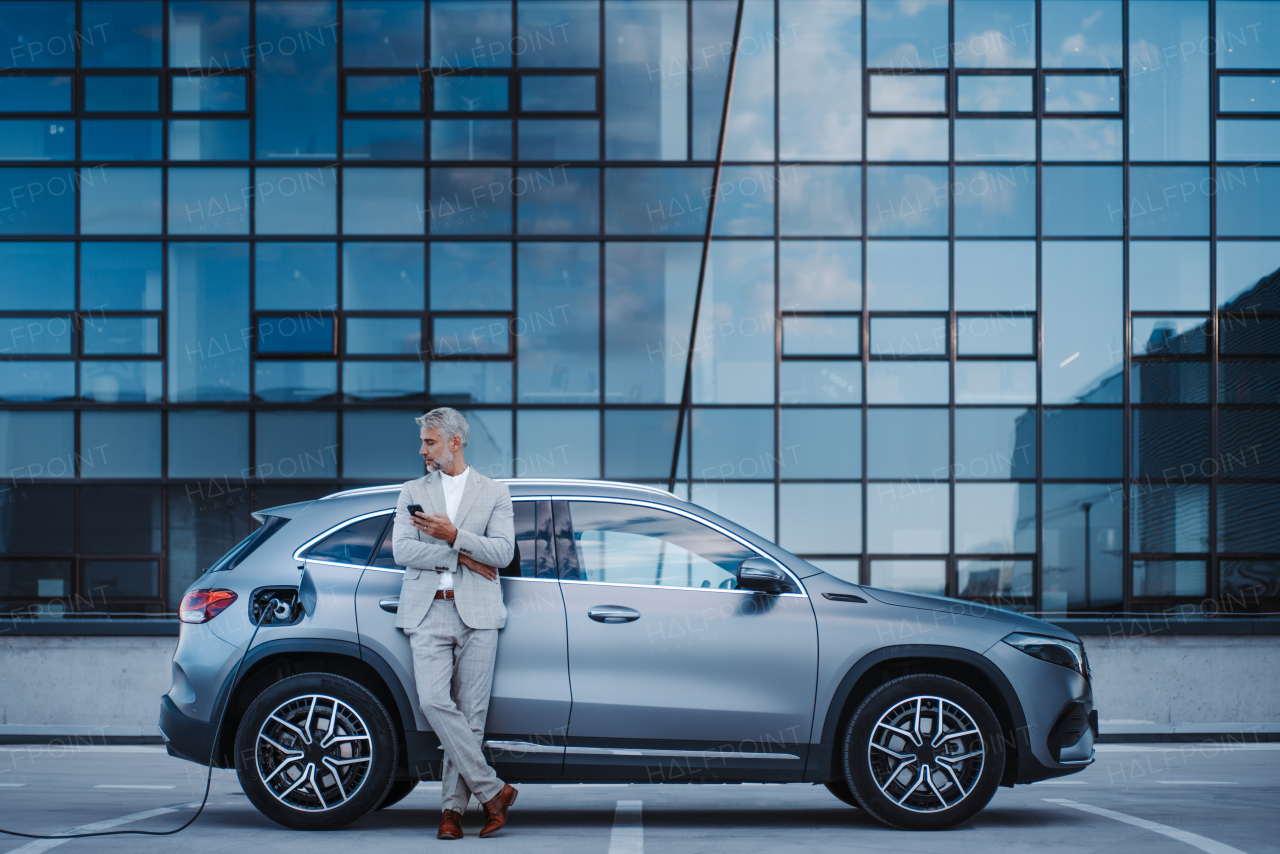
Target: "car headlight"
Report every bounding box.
[1002,632,1089,678]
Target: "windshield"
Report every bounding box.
[207,515,290,573]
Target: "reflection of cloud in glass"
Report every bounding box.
[1041,0,1122,69]
[780,0,862,160]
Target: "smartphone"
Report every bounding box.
[406,504,424,517]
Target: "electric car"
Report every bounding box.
[159,479,1096,832]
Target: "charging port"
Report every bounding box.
[250,587,303,626]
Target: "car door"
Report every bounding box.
[555,498,818,782]
[354,499,570,779]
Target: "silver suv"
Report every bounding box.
[159,479,1096,832]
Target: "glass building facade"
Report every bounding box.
[0,0,1277,618]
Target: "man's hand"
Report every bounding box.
[459,554,498,582]
[410,511,458,546]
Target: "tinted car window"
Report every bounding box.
[563,501,755,589]
[208,515,288,573]
[305,514,389,567]
[369,513,398,568]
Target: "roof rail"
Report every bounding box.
[318,479,683,501]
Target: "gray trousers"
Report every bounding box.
[405,599,504,813]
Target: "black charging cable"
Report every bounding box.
[0,602,273,840]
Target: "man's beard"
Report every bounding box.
[426,447,455,473]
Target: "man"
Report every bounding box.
[392,407,518,839]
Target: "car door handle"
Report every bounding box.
[587,606,639,623]
[379,597,399,613]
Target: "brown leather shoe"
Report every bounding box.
[437,809,464,840]
[479,784,518,837]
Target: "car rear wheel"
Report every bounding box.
[376,778,419,810]
[235,672,397,830]
[841,674,1003,831]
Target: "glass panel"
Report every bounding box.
[566,501,753,588]
[166,484,252,608]
[516,166,600,235]
[343,168,424,235]
[1129,166,1210,237]
[171,75,247,111]
[431,243,512,310]
[779,483,862,554]
[1129,0,1209,161]
[0,119,74,161]
[779,166,861,237]
[603,242,698,405]
[870,560,946,594]
[955,361,1037,403]
[167,167,250,235]
[80,119,161,161]
[1216,166,1280,236]
[343,242,425,310]
[1217,119,1280,160]
[306,515,386,566]
[85,76,159,111]
[1216,240,1279,308]
[780,241,861,311]
[692,243,775,404]
[1219,361,1280,404]
[603,409,679,480]
[712,166,774,237]
[256,314,335,354]
[254,166,338,235]
[958,559,1034,602]
[1132,362,1210,403]
[343,412,424,480]
[0,167,76,234]
[780,408,862,478]
[866,166,949,236]
[868,361,949,403]
[1042,0,1122,68]
[867,408,948,479]
[516,410,599,478]
[1044,74,1121,111]
[780,361,863,404]
[521,75,595,111]
[1216,1,1280,69]
[957,75,1033,111]
[255,411,338,478]
[427,167,512,234]
[81,362,162,403]
[692,408,773,482]
[430,0,512,68]
[168,119,249,159]
[779,0,861,160]
[254,361,338,402]
[1132,409,1211,479]
[80,167,162,235]
[954,165,1036,236]
[1042,166,1123,235]
[1217,484,1280,552]
[517,243,600,403]
[433,75,508,111]
[80,411,161,478]
[867,118,949,161]
[954,119,1036,160]
[0,412,74,481]
[604,0,686,160]
[955,240,1036,310]
[784,316,861,356]
[955,408,1036,479]
[517,0,600,67]
[167,411,248,478]
[1043,408,1123,477]
[954,0,1036,68]
[342,0,424,67]
[1,561,73,606]
[1041,483,1123,612]
[83,318,161,355]
[604,167,713,235]
[1220,409,1280,478]
[0,317,71,354]
[866,240,948,309]
[431,119,512,160]
[1221,316,1280,356]
[430,361,512,404]
[956,483,1036,553]
[0,485,74,553]
[871,317,946,356]
[866,0,948,69]
[1219,561,1280,611]
[1130,241,1209,310]
[1133,317,1209,355]
[870,74,946,112]
[81,561,159,601]
[169,0,250,68]
[255,243,337,310]
[255,1,338,158]
[0,364,74,401]
[1042,118,1124,160]
[1131,484,1209,553]
[346,76,421,112]
[457,408,512,477]
[0,76,72,111]
[0,2,75,69]
[343,119,424,159]
[518,119,599,160]
[868,487,949,553]
[80,486,161,554]
[433,316,509,356]
[343,362,424,401]
[958,314,1034,354]
[167,242,250,401]
[1133,560,1206,598]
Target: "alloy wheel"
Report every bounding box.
[866,694,985,814]
[255,693,373,812]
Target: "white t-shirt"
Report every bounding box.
[436,465,470,591]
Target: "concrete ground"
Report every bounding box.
[0,743,1276,854]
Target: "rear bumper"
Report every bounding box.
[159,694,220,767]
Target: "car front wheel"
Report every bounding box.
[841,674,1004,830]
[234,672,397,830]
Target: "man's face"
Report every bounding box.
[419,426,456,472]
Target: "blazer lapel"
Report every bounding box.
[424,471,445,515]
[452,469,483,528]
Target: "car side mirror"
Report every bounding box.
[736,558,787,594]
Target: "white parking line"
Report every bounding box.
[94,785,176,790]
[1154,781,1238,785]
[552,783,631,788]
[608,800,643,854]
[0,783,27,787]
[1044,798,1249,854]
[1030,780,1088,784]
[6,803,196,854]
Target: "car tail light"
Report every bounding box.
[179,589,238,623]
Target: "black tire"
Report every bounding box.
[234,672,398,830]
[841,674,1004,831]
[376,778,419,810]
[824,780,861,808]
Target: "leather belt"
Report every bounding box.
[434,589,455,600]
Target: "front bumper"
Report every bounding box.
[159,694,220,767]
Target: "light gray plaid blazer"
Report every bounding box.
[391,469,514,631]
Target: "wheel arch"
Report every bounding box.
[210,639,416,771]
[810,645,1029,788]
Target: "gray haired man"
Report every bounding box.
[392,407,518,839]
